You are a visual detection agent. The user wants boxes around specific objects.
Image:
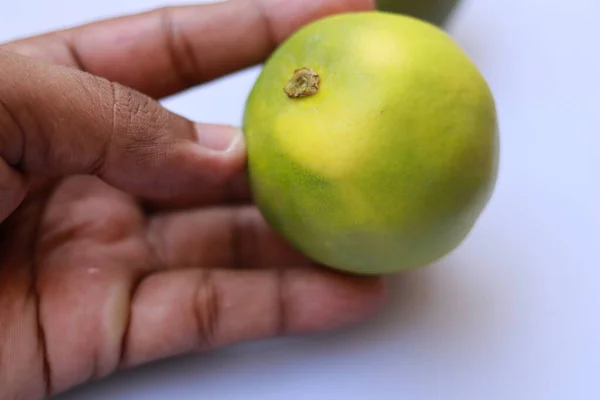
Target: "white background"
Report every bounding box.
[1,0,599,399]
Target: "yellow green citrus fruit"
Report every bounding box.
[242,11,499,275]
[376,0,460,26]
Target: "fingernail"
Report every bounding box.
[195,123,245,153]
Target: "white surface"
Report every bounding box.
[1,0,599,399]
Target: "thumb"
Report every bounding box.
[0,49,246,218]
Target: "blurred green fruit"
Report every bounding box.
[376,0,460,26]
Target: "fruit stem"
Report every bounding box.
[284,67,320,98]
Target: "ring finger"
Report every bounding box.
[145,205,312,270]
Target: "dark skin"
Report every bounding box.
[0,0,385,399]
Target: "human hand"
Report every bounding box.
[0,1,384,398]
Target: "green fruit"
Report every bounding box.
[243,12,499,275]
[376,0,460,26]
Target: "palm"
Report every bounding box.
[1,176,382,398]
[0,175,300,395]
[0,176,175,396]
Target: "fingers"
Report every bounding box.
[121,267,385,368]
[31,175,384,395]
[1,0,375,98]
[146,206,310,270]
[0,49,246,205]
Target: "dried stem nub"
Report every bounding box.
[284,67,320,99]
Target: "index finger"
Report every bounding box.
[1,0,375,99]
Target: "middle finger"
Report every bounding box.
[1,0,375,99]
[145,205,312,270]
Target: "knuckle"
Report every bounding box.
[229,207,258,269]
[275,269,289,336]
[0,98,25,166]
[249,0,278,50]
[0,53,39,168]
[157,6,201,88]
[99,80,172,173]
[193,270,221,349]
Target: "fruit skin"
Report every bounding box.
[376,0,460,26]
[243,12,499,275]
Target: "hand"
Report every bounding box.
[0,1,384,399]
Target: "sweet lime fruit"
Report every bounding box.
[242,12,499,275]
[376,0,460,26]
